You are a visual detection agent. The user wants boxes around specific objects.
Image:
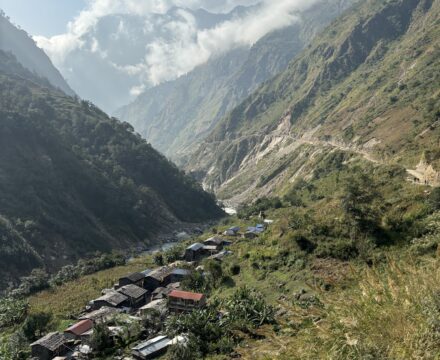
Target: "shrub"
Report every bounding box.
[223,287,275,329]
[22,312,53,341]
[315,239,359,260]
[230,263,241,276]
[0,298,28,329]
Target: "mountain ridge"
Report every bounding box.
[0,11,75,96]
[116,0,356,163]
[0,50,223,290]
[187,0,439,203]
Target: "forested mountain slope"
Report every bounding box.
[116,0,356,163]
[0,11,75,96]
[188,0,440,203]
[0,51,222,290]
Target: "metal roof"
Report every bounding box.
[120,272,144,283]
[64,319,93,336]
[186,242,204,251]
[171,268,190,276]
[147,266,174,281]
[139,299,167,311]
[204,237,223,245]
[132,335,171,357]
[31,332,65,351]
[168,290,205,302]
[95,291,128,306]
[79,306,119,322]
[117,284,147,299]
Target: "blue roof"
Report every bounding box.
[171,268,191,276]
[187,243,204,251]
[229,226,240,232]
[256,224,265,228]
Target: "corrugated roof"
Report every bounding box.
[95,291,128,306]
[187,242,204,251]
[132,335,171,357]
[120,272,144,283]
[79,306,119,321]
[31,332,65,351]
[139,299,167,311]
[147,266,173,281]
[204,237,223,245]
[117,284,147,299]
[171,268,190,276]
[168,290,205,301]
[65,319,93,336]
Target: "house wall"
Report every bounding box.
[144,277,161,291]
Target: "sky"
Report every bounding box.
[0,0,320,110]
[0,0,86,37]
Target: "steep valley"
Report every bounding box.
[188,0,440,204]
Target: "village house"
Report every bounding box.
[203,236,224,249]
[184,243,205,262]
[223,226,240,236]
[80,326,124,346]
[208,250,233,262]
[79,306,120,324]
[117,284,148,308]
[243,231,258,239]
[30,332,67,360]
[119,272,145,288]
[64,319,93,340]
[138,299,167,317]
[144,266,174,291]
[90,290,128,310]
[167,290,206,313]
[132,335,172,360]
[166,268,191,284]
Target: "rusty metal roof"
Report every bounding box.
[168,290,205,302]
[65,319,93,336]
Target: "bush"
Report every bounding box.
[230,263,241,276]
[237,197,282,219]
[223,287,275,329]
[0,298,28,329]
[90,323,114,355]
[428,188,440,211]
[315,239,359,260]
[22,312,53,341]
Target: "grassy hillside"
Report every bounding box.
[188,0,440,201]
[2,155,439,359]
[0,51,222,290]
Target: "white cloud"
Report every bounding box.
[35,0,320,91]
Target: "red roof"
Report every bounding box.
[65,319,93,336]
[168,290,205,301]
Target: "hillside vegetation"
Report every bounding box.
[0,11,75,96]
[189,0,440,203]
[0,50,222,290]
[2,153,440,359]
